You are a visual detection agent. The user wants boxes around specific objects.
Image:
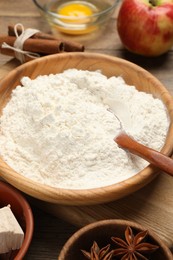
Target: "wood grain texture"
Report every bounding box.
[0,1,173,259]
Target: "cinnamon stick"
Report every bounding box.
[8,25,85,52]
[0,35,64,55]
[0,47,33,62]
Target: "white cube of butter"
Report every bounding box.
[0,205,24,254]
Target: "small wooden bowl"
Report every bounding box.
[0,181,34,259]
[0,53,173,206]
[58,219,173,260]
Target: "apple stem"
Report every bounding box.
[149,0,157,6]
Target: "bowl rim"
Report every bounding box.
[0,180,34,259]
[32,0,120,20]
[58,219,173,259]
[0,52,173,206]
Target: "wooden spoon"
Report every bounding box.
[114,131,173,177]
[109,100,173,176]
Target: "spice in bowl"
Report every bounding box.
[59,219,172,259]
[81,226,159,259]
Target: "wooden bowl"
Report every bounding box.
[58,219,173,259]
[0,181,34,259]
[0,53,173,206]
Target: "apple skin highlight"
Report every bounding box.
[117,0,173,56]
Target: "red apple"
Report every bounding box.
[117,0,173,56]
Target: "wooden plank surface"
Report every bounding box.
[0,0,173,259]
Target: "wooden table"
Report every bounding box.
[0,1,173,259]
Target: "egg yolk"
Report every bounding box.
[55,2,97,34]
[58,3,93,17]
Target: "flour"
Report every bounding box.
[0,69,169,189]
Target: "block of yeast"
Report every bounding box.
[0,205,24,254]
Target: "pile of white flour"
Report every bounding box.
[0,69,169,189]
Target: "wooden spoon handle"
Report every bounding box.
[115,131,173,176]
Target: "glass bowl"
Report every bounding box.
[32,0,120,35]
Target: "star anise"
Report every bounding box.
[81,241,114,260]
[111,226,159,260]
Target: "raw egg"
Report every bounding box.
[58,3,93,18]
[55,1,98,34]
